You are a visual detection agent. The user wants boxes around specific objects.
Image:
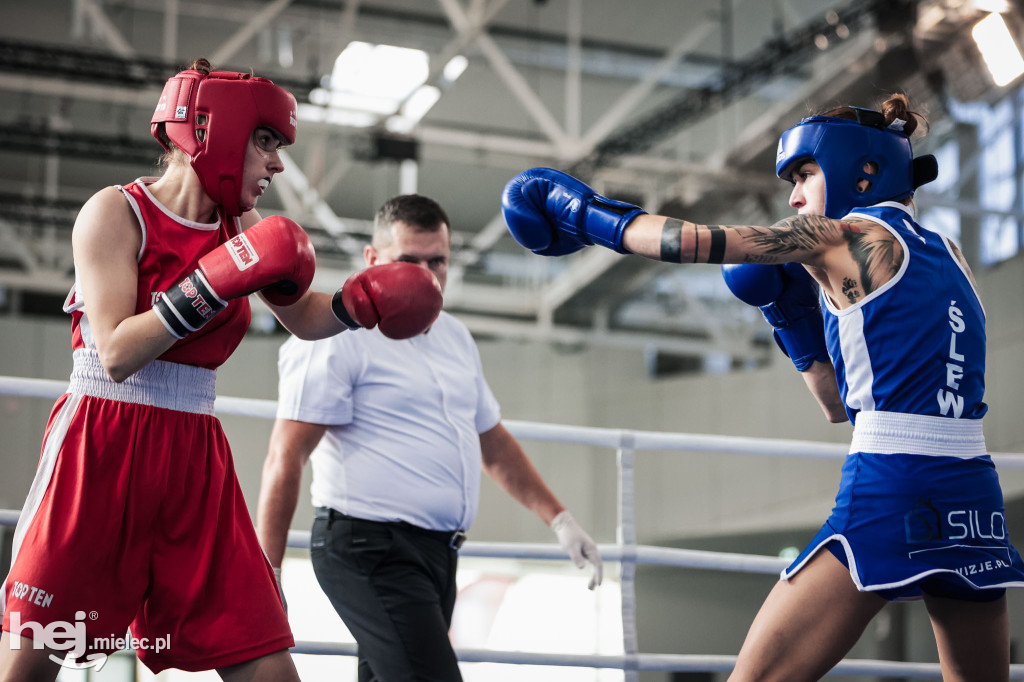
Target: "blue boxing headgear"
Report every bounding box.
[775,107,937,219]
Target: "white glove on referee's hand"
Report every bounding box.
[551,510,603,590]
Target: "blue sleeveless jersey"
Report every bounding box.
[785,203,1024,600]
[821,202,987,423]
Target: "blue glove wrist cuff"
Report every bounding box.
[772,316,829,372]
[759,299,800,328]
[580,197,645,254]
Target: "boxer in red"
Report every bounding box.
[0,58,442,681]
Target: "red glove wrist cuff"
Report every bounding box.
[153,270,227,338]
[330,290,361,330]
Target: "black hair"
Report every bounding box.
[373,194,451,247]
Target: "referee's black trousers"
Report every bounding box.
[310,509,463,682]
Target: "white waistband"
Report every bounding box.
[850,411,987,458]
[69,348,216,415]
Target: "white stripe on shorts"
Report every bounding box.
[1,392,83,619]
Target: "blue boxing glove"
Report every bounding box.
[502,167,646,256]
[722,262,829,371]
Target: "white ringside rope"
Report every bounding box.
[2,375,1024,680]
[617,432,639,681]
[6,377,1024,465]
[286,642,1017,678]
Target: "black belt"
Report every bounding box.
[315,507,467,550]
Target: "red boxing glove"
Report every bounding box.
[154,215,315,338]
[331,262,443,340]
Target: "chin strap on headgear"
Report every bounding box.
[775,107,938,219]
[151,69,298,216]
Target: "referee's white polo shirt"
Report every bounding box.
[276,311,502,532]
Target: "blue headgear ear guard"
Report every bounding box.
[775,107,937,219]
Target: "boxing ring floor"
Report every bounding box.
[1,375,1023,680]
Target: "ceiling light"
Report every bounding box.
[277,28,294,69]
[384,116,415,134]
[308,87,331,106]
[402,86,441,122]
[971,0,1009,12]
[972,12,1024,86]
[386,86,442,134]
[311,41,431,126]
[330,41,429,102]
[443,55,468,83]
[328,92,402,115]
[296,103,376,128]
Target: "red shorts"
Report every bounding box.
[1,354,293,673]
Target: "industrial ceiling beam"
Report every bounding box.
[570,0,889,178]
[437,0,569,151]
[209,0,295,67]
[397,0,511,114]
[162,0,179,61]
[76,0,136,58]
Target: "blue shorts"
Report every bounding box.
[783,413,1024,602]
[824,542,1006,602]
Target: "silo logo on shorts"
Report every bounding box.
[905,497,1006,543]
[948,509,1006,540]
[228,234,259,271]
[904,498,942,543]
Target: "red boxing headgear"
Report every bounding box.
[151,69,298,215]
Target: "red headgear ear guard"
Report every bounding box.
[151,69,298,216]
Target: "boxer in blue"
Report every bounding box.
[500,92,1024,681]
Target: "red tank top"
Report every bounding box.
[66,178,251,370]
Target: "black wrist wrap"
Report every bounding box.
[153,270,226,339]
[331,289,361,329]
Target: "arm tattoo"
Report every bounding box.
[737,215,843,259]
[660,218,683,263]
[844,230,900,296]
[707,225,726,264]
[741,253,779,265]
[949,241,980,290]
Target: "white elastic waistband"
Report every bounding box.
[851,411,986,458]
[69,348,216,415]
